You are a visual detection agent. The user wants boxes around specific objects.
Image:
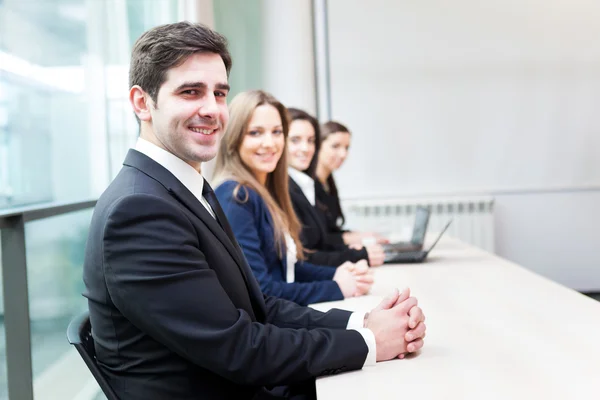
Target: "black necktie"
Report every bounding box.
[201,181,239,247]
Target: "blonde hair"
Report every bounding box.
[213,90,304,259]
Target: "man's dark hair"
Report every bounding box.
[129,21,232,104]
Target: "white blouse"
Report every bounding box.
[288,167,315,206]
[285,233,297,283]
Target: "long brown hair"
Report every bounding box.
[319,121,351,227]
[287,108,321,178]
[213,90,304,259]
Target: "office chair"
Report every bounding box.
[67,311,119,400]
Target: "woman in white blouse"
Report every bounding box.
[287,108,385,267]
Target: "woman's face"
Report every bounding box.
[318,131,351,172]
[239,104,285,183]
[287,119,316,172]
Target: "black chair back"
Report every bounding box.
[67,311,119,400]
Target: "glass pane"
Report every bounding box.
[214,0,264,98]
[0,0,97,209]
[25,209,94,399]
[0,0,181,212]
[0,231,8,400]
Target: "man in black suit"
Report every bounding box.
[83,22,426,400]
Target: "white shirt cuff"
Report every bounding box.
[346,312,377,367]
[362,237,376,246]
[346,311,365,330]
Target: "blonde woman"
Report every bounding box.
[213,90,372,306]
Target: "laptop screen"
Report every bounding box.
[411,207,431,245]
[426,220,453,253]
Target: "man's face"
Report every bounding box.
[143,52,230,170]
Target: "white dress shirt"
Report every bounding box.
[285,233,296,283]
[134,138,215,218]
[134,138,376,367]
[288,167,315,206]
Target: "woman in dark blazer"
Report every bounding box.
[286,108,386,267]
[213,90,373,306]
[287,108,384,267]
[315,121,389,251]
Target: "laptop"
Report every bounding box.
[383,206,431,253]
[384,220,452,264]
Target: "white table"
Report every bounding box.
[310,237,600,399]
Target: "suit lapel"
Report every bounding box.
[289,177,327,234]
[168,187,246,265]
[123,150,265,316]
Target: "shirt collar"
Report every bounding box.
[134,137,205,200]
[288,167,315,206]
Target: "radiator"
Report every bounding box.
[342,195,495,252]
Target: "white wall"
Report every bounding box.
[261,0,317,115]
[494,190,600,292]
[205,0,317,181]
[325,0,600,290]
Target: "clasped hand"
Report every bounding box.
[365,287,426,361]
[333,260,374,298]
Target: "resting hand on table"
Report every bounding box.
[343,231,390,247]
[364,287,426,361]
[343,231,365,247]
[348,242,385,267]
[333,261,374,297]
[370,232,390,245]
[347,260,374,296]
[364,243,385,267]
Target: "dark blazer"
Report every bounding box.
[314,178,347,247]
[83,150,368,400]
[288,177,368,266]
[215,180,343,306]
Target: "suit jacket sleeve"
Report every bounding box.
[263,295,352,329]
[217,187,344,306]
[324,231,347,249]
[102,193,367,386]
[295,260,336,282]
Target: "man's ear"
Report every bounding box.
[129,85,153,122]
